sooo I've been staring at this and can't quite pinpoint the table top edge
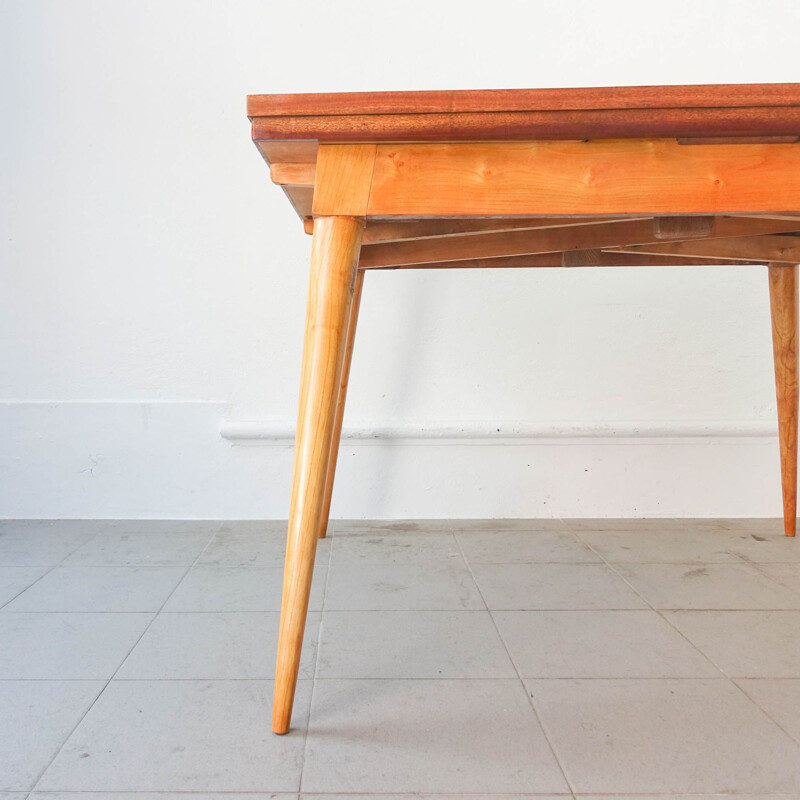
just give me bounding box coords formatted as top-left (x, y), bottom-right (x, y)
top-left (247, 83), bottom-right (800, 118)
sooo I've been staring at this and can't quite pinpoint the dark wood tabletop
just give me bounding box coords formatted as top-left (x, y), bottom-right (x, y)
top-left (248, 83), bottom-right (800, 143)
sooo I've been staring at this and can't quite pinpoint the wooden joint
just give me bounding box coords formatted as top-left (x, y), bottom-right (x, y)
top-left (312, 144), bottom-right (377, 217)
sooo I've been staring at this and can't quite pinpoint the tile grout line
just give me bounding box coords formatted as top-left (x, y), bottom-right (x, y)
top-left (26, 522), bottom-right (224, 794)
top-left (452, 529), bottom-right (577, 800)
top-left (26, 792), bottom-right (577, 797)
top-left (733, 676), bottom-right (800, 750)
top-left (575, 531), bottom-right (740, 678)
top-left (726, 540), bottom-right (800, 604)
top-left (733, 550), bottom-right (800, 602)
top-left (575, 530), bottom-right (800, 755)
top-left (0, 528), bottom-right (103, 611)
top-left (296, 520), bottom-right (336, 795)
top-left (10, 519), bottom-right (799, 797)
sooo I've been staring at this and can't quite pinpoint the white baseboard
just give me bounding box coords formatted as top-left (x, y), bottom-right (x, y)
top-left (220, 418), bottom-right (777, 444)
top-left (0, 402), bottom-right (782, 519)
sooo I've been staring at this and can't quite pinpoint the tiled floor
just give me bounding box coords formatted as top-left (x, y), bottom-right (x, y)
top-left (2, 519), bottom-right (800, 798)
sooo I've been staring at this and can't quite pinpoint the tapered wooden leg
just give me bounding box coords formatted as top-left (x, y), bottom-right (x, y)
top-left (273, 216), bottom-right (363, 733)
top-left (768, 263), bottom-right (799, 537)
top-left (317, 269), bottom-right (365, 538)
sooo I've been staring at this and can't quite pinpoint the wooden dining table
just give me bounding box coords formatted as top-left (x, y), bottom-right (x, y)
top-left (246, 83), bottom-right (800, 734)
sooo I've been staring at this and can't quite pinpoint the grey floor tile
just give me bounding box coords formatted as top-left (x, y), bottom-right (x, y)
top-left (330, 532), bottom-right (462, 564)
top-left (575, 529), bottom-right (741, 563)
top-left (332, 519), bottom-right (457, 534)
top-left (493, 610), bottom-right (717, 678)
top-left (736, 678), bottom-right (800, 743)
top-left (117, 611), bottom-right (319, 679)
top-left (616, 562), bottom-right (800, 609)
top-left (576, 795), bottom-right (799, 800)
top-left (38, 680), bottom-right (310, 792)
top-left (217, 520), bottom-right (289, 535)
top-left (5, 566), bottom-right (185, 612)
top-left (0, 521), bottom-right (93, 532)
top-left (199, 531), bottom-right (329, 567)
top-left (30, 795), bottom-right (295, 799)
top-left (528, 678), bottom-right (800, 794)
top-left (302, 795), bottom-right (569, 800)
top-left (0, 612), bottom-right (152, 678)
top-left (727, 530), bottom-right (800, 562)
top-left (456, 529), bottom-right (601, 564)
top-left (302, 679), bottom-right (568, 794)
top-left (13, 517), bottom-right (800, 798)
top-left (0, 680), bottom-right (103, 791)
top-left (27, 521), bottom-right (224, 537)
top-left (163, 564), bottom-right (327, 612)
top-left (102, 521), bottom-right (224, 535)
top-left (664, 610), bottom-right (800, 677)
top-left (756, 562), bottom-right (800, 593)
top-left (325, 561), bottom-right (484, 610)
top-left (471, 563), bottom-right (648, 609)
top-left (0, 528), bottom-right (95, 566)
top-left (63, 532), bottom-right (212, 566)
top-left (568, 517), bottom-right (784, 533)
top-left (316, 610), bottom-right (516, 679)
top-left (451, 519), bottom-right (571, 532)
top-left (0, 565), bottom-right (49, 606)
top-left (0, 520), bottom-right (99, 534)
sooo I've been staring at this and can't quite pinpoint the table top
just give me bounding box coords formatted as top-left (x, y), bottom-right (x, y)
top-left (248, 83), bottom-right (800, 224)
top-left (248, 84), bottom-right (800, 264)
top-left (248, 83), bottom-right (800, 146)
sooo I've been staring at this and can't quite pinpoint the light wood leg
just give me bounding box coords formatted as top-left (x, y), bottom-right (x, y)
top-left (768, 263), bottom-right (799, 537)
top-left (317, 269), bottom-right (365, 538)
top-left (273, 216), bottom-right (363, 733)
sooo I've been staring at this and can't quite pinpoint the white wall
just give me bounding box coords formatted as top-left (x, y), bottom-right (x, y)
top-left (2, 0), bottom-right (799, 519)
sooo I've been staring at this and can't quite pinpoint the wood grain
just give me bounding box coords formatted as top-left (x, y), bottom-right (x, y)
top-left (358, 217), bottom-right (800, 268)
top-left (359, 219), bottom-right (652, 267)
top-left (248, 83), bottom-right (800, 117)
top-left (769, 264), bottom-right (799, 537)
top-left (271, 162), bottom-right (316, 186)
top-left (283, 186), bottom-right (313, 219)
top-left (317, 269), bottom-right (365, 539)
top-left (314, 216), bottom-right (638, 243)
top-left (365, 140), bottom-right (800, 217)
top-left (611, 234), bottom-right (800, 264)
top-left (678, 136), bottom-right (800, 145)
top-left (252, 107), bottom-right (800, 145)
top-left (257, 140), bottom-right (318, 165)
top-left (312, 144), bottom-right (377, 217)
top-left (248, 83), bottom-right (800, 143)
top-left (360, 216), bottom-right (625, 244)
top-left (273, 217), bottom-right (363, 735)
top-left (362, 252), bottom-right (763, 270)
top-left (654, 216), bottom-right (715, 239)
